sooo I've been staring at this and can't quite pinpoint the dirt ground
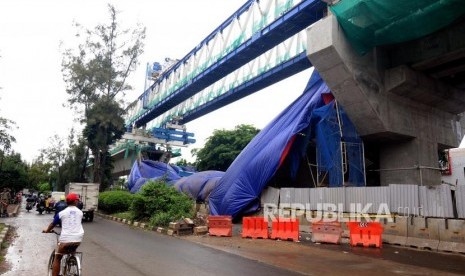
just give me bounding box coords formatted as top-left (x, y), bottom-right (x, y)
top-left (181, 227), bottom-right (465, 276)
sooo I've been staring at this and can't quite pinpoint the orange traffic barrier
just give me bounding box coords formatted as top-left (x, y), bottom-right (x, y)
top-left (347, 222), bottom-right (384, 248)
top-left (242, 217), bottom-right (269, 239)
top-left (311, 220), bottom-right (343, 244)
top-left (208, 215), bottom-right (232, 237)
top-left (270, 218), bottom-right (299, 241)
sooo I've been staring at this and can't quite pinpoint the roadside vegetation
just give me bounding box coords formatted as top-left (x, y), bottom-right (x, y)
top-left (99, 180), bottom-right (194, 227)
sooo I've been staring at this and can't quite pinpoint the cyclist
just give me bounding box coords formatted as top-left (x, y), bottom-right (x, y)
top-left (42, 193), bottom-right (84, 276)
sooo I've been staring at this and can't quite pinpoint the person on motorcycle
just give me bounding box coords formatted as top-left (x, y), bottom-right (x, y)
top-left (36, 195), bottom-right (46, 213)
top-left (25, 194), bottom-right (35, 211)
top-left (26, 194), bottom-right (35, 203)
top-left (76, 194), bottom-right (84, 210)
top-left (45, 195), bottom-right (54, 213)
top-left (43, 193), bottom-right (84, 276)
top-left (54, 196), bottom-right (67, 216)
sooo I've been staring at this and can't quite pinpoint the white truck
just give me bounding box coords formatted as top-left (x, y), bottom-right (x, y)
top-left (51, 191), bottom-right (65, 203)
top-left (65, 183), bottom-right (100, 222)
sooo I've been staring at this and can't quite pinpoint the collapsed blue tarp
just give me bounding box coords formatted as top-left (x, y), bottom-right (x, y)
top-left (170, 164), bottom-right (196, 177)
top-left (128, 160), bottom-right (181, 193)
top-left (173, 171), bottom-right (225, 202)
top-left (209, 71), bottom-right (330, 218)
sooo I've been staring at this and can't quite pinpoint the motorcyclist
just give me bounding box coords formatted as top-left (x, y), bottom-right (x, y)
top-left (45, 195), bottom-right (54, 213)
top-left (25, 194), bottom-right (35, 211)
top-left (36, 194), bottom-right (46, 213)
top-left (76, 194), bottom-right (84, 210)
top-left (54, 196), bottom-right (67, 216)
top-left (26, 194), bottom-right (35, 204)
top-left (53, 195), bottom-right (68, 227)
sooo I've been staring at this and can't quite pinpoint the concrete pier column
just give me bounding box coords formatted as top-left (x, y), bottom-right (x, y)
top-left (306, 14), bottom-right (465, 186)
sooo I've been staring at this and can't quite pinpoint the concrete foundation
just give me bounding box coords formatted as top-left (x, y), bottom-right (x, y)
top-left (307, 14), bottom-right (465, 186)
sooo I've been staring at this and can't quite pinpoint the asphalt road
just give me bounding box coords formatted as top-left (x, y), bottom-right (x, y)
top-left (2, 204), bottom-right (302, 276)
top-left (3, 202), bottom-right (465, 276)
top-left (81, 217), bottom-right (302, 276)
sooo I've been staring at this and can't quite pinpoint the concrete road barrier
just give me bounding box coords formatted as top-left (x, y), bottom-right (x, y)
top-left (438, 219), bottom-right (465, 254)
top-left (382, 216), bottom-right (408, 246)
top-left (406, 217), bottom-right (440, 250)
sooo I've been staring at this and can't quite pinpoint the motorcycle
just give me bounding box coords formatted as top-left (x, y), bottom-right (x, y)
top-left (45, 206), bottom-right (52, 214)
top-left (25, 202), bottom-right (34, 212)
top-left (36, 204), bottom-right (45, 215)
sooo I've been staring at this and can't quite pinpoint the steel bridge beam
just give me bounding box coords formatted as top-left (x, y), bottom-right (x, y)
top-left (134, 0), bottom-right (326, 127)
top-left (180, 51), bottom-right (312, 124)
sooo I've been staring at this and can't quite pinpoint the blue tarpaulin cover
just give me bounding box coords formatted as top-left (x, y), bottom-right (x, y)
top-left (310, 101), bottom-right (365, 187)
top-left (209, 71), bottom-right (365, 218)
top-left (209, 71), bottom-right (330, 218)
top-left (128, 160), bottom-right (181, 193)
top-left (174, 171), bottom-right (225, 201)
top-left (125, 72), bottom-right (364, 218)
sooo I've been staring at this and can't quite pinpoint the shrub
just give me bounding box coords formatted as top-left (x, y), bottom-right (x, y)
top-left (131, 194), bottom-right (147, 220)
top-left (99, 190), bottom-right (134, 213)
top-left (37, 182), bottom-right (51, 194)
top-left (130, 179), bottom-right (194, 227)
top-left (149, 212), bottom-right (172, 227)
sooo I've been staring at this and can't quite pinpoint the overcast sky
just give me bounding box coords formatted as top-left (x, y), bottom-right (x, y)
top-left (0, 0), bottom-right (311, 163)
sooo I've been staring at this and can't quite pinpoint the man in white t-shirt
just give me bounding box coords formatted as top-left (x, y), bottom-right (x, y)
top-left (43, 193), bottom-right (84, 276)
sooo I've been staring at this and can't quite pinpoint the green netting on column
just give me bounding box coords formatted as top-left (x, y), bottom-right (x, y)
top-left (330, 0), bottom-right (465, 55)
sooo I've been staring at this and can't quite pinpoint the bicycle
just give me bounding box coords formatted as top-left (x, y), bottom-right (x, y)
top-left (46, 230), bottom-right (82, 276)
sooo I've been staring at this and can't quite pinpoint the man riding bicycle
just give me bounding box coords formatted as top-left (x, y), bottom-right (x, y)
top-left (43, 193), bottom-right (84, 276)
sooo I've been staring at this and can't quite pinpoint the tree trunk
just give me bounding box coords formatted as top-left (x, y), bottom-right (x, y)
top-left (80, 146), bottom-right (89, 181)
top-left (93, 151), bottom-right (101, 184)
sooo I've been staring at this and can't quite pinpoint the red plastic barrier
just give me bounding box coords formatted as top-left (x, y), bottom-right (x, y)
top-left (311, 220), bottom-right (343, 244)
top-left (270, 218), bottom-right (299, 241)
top-left (242, 217), bottom-right (269, 239)
top-left (208, 215), bottom-right (232, 237)
top-left (347, 222), bottom-right (383, 248)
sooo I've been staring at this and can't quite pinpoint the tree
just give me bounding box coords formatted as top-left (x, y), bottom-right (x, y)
top-left (61, 4), bottom-right (145, 190)
top-left (194, 124), bottom-right (260, 171)
top-left (0, 153), bottom-right (28, 192)
top-left (0, 117), bottom-right (16, 153)
top-left (28, 160), bottom-right (52, 190)
top-left (0, 56), bottom-right (22, 185)
top-left (0, 117), bottom-right (16, 173)
top-left (83, 97), bottom-right (125, 188)
top-left (59, 133), bottom-right (89, 189)
top-left (38, 134), bottom-right (66, 191)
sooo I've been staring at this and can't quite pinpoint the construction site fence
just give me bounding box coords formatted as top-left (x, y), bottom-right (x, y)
top-left (261, 184), bottom-right (464, 219)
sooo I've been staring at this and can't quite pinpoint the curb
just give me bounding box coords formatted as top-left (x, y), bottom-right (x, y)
top-left (96, 211), bottom-right (203, 237)
top-left (0, 224), bottom-right (9, 246)
top-left (96, 212), bottom-right (147, 230)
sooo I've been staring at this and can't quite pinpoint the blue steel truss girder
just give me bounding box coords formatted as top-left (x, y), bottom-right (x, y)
top-left (180, 51), bottom-right (312, 124)
top-left (158, 0), bottom-right (256, 80)
top-left (134, 0), bottom-right (326, 127)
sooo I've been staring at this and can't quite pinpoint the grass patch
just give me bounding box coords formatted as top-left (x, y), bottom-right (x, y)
top-left (112, 212), bottom-right (132, 220)
top-left (0, 224), bottom-right (4, 232)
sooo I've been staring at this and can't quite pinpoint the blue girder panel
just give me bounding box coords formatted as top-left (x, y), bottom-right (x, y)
top-left (152, 128), bottom-right (196, 144)
top-left (180, 52), bottom-right (312, 124)
top-left (134, 0), bottom-right (326, 127)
